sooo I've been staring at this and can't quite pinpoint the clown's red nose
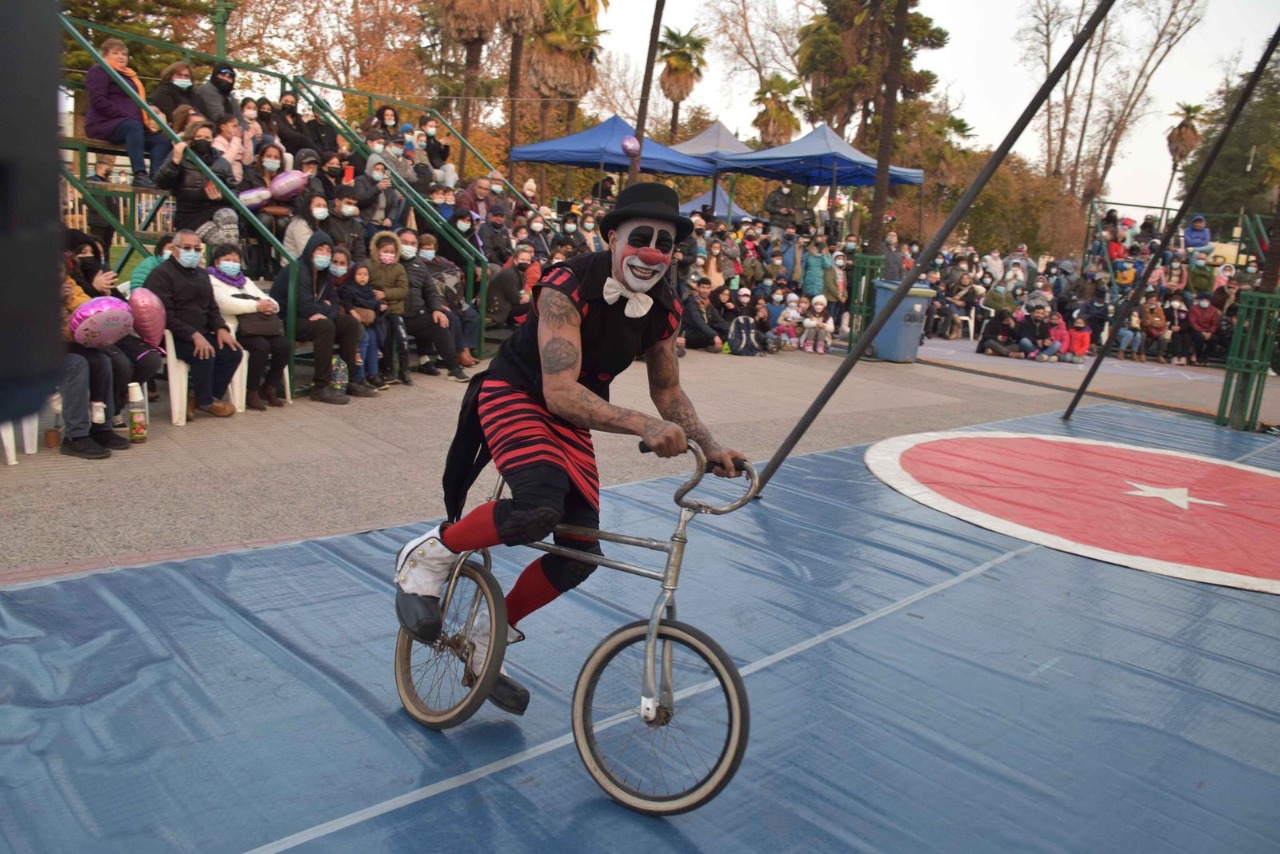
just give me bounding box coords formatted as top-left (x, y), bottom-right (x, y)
top-left (636, 247), bottom-right (668, 265)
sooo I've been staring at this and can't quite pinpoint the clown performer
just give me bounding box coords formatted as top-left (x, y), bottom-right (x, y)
top-left (394, 184), bottom-right (745, 715)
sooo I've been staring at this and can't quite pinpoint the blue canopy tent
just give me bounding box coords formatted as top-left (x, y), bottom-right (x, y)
top-left (509, 115), bottom-right (716, 176)
top-left (671, 120), bottom-right (753, 218)
top-left (680, 184), bottom-right (752, 220)
top-left (719, 124), bottom-right (923, 187)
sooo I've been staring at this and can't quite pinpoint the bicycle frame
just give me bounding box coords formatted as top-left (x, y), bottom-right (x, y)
top-left (439, 442), bottom-right (759, 723)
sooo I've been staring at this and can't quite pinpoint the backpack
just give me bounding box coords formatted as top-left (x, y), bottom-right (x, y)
top-left (727, 315), bottom-right (761, 356)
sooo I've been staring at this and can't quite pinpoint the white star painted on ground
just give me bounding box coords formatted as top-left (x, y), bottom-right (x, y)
top-left (1123, 482), bottom-right (1226, 511)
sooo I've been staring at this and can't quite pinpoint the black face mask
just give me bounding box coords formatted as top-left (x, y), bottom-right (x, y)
top-left (212, 77), bottom-right (234, 95)
top-left (516, 262), bottom-right (530, 274)
top-left (281, 103), bottom-right (296, 115)
top-left (78, 256), bottom-right (99, 279)
top-left (191, 138), bottom-right (214, 158)
top-left (325, 166), bottom-right (342, 178)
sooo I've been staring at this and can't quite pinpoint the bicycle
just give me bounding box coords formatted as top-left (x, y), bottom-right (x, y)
top-left (394, 441), bottom-right (761, 815)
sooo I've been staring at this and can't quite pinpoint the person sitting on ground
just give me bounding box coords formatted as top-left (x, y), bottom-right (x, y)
top-left (60, 269), bottom-right (128, 458)
top-left (149, 61), bottom-right (196, 124)
top-left (155, 123), bottom-right (237, 233)
top-left (419, 234), bottom-right (481, 367)
top-left (977, 308), bottom-right (1022, 359)
top-left (270, 232), bottom-right (365, 403)
top-left (336, 260), bottom-right (384, 393)
top-left (681, 277), bottom-right (724, 352)
top-left (146, 230), bottom-right (244, 417)
top-left (773, 292), bottom-right (803, 350)
top-left (1188, 293), bottom-right (1220, 367)
top-left (396, 228), bottom-right (469, 382)
top-left (1047, 310), bottom-right (1070, 360)
top-left (1015, 304), bottom-right (1060, 361)
top-left (1183, 214), bottom-right (1213, 254)
top-left (800, 294), bottom-right (835, 354)
top-left (1063, 314), bottom-right (1091, 364)
top-left (712, 285), bottom-right (739, 323)
top-left (84, 38), bottom-right (173, 188)
top-left (208, 243), bottom-right (288, 409)
top-left (283, 192), bottom-right (330, 263)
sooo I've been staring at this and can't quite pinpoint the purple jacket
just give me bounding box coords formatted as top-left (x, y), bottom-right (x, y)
top-left (84, 65), bottom-right (143, 140)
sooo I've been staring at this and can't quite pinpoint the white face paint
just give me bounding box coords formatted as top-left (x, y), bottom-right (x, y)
top-left (609, 217), bottom-right (675, 293)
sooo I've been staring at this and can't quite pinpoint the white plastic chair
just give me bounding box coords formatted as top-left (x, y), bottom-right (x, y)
top-left (163, 329), bottom-right (190, 426)
top-left (223, 317), bottom-right (250, 414)
top-left (0, 414), bottom-right (39, 465)
top-left (953, 309), bottom-right (974, 341)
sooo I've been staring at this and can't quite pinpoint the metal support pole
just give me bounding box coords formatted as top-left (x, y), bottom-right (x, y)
top-left (756, 0), bottom-right (1120, 493)
top-left (1063, 23), bottom-right (1280, 421)
top-left (210, 0), bottom-right (237, 60)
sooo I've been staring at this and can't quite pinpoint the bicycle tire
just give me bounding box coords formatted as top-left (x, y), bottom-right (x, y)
top-left (572, 619), bottom-right (749, 815)
top-left (394, 559), bottom-right (507, 730)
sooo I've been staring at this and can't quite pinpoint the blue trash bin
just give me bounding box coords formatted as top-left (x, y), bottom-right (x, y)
top-left (869, 279), bottom-right (935, 363)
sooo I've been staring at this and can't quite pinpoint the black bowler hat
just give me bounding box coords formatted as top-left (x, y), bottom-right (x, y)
top-left (600, 183), bottom-right (694, 242)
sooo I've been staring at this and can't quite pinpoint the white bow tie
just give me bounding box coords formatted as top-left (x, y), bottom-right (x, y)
top-left (602, 277), bottom-right (654, 318)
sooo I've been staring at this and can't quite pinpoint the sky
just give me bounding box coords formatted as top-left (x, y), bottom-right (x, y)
top-left (597, 0), bottom-right (1278, 206)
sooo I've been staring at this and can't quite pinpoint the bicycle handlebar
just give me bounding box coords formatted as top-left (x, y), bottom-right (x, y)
top-left (638, 441), bottom-right (760, 515)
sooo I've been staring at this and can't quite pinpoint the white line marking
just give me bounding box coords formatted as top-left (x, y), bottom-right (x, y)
top-left (244, 544), bottom-right (1036, 854)
top-left (1234, 438), bottom-right (1280, 464)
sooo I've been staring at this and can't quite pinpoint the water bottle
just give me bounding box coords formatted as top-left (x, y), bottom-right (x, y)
top-left (127, 382), bottom-right (148, 444)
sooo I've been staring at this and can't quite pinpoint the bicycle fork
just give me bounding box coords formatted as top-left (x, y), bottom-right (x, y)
top-left (641, 505), bottom-right (695, 723)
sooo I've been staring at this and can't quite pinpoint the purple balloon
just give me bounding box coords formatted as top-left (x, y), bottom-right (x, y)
top-left (70, 296), bottom-right (133, 348)
top-left (621, 135), bottom-right (641, 158)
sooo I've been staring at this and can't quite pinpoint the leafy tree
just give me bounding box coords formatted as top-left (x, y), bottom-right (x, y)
top-left (62, 0), bottom-right (207, 79)
top-left (658, 26), bottom-right (710, 143)
top-left (751, 73), bottom-right (801, 147)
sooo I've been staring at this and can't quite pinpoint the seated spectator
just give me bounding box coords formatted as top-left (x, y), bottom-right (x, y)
top-left (416, 117), bottom-right (458, 188)
top-left (1047, 310), bottom-right (1070, 358)
top-left (486, 243), bottom-right (535, 327)
top-left (1187, 293), bottom-right (1220, 367)
top-left (1165, 293), bottom-right (1192, 366)
top-left (270, 232), bottom-right (364, 403)
top-left (396, 229), bottom-right (469, 382)
top-left (1079, 287), bottom-right (1110, 349)
top-left (240, 97), bottom-right (265, 152)
top-left (1015, 305), bottom-right (1060, 361)
top-left (478, 206), bottom-right (513, 270)
top-left (283, 192), bottom-right (331, 263)
top-left (155, 123), bottom-right (237, 233)
top-left (369, 230), bottom-right (413, 385)
top-left (193, 63), bottom-right (243, 134)
top-left (274, 91), bottom-right (315, 155)
top-left (773, 291), bottom-right (803, 350)
top-left (292, 148), bottom-right (322, 211)
top-left (980, 274), bottom-right (1014, 315)
top-left (439, 207), bottom-right (483, 270)
top-left (212, 112), bottom-right (253, 185)
top-left (169, 104), bottom-right (206, 136)
top-left (574, 211), bottom-right (607, 254)
top-left (712, 285), bottom-right (739, 323)
top-left (322, 185), bottom-right (368, 264)
top-left (1063, 314), bottom-right (1091, 364)
top-left (240, 142), bottom-right (291, 276)
top-left (1183, 214), bottom-right (1212, 253)
top-left (419, 234), bottom-right (480, 367)
top-left (130, 234), bottom-right (174, 294)
top-left (208, 243), bottom-right (288, 410)
top-left (456, 176), bottom-right (500, 220)
top-left (149, 61), bottom-right (195, 124)
top-left (335, 259), bottom-right (384, 393)
top-left (591, 175), bottom-right (617, 201)
top-left (1140, 289), bottom-right (1169, 363)
top-left (1114, 303), bottom-right (1144, 360)
top-left (60, 270), bottom-right (128, 458)
top-left (84, 38), bottom-right (173, 187)
top-left (977, 309), bottom-right (1022, 359)
top-left (800, 294), bottom-right (835, 354)
top-left (682, 277), bottom-right (725, 352)
top-left (1187, 251), bottom-right (1214, 295)
top-left (84, 154), bottom-right (121, 253)
top-left (354, 153), bottom-right (399, 237)
top-left (147, 230), bottom-right (244, 417)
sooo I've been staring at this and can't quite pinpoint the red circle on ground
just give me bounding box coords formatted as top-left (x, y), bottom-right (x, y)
top-left (865, 432), bottom-right (1280, 594)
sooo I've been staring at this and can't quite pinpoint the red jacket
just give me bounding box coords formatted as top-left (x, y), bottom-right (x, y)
top-left (1066, 326), bottom-right (1091, 356)
top-left (1189, 303), bottom-right (1220, 335)
top-left (1048, 320), bottom-right (1070, 351)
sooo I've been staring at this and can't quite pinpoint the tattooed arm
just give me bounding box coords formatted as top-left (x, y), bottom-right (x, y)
top-left (538, 288), bottom-right (687, 456)
top-left (645, 333), bottom-right (744, 476)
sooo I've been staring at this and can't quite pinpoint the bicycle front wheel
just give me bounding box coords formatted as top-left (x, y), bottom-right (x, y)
top-left (572, 619), bottom-right (749, 815)
top-left (394, 559), bottom-right (507, 730)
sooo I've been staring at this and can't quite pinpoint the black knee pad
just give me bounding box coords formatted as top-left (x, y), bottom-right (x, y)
top-left (492, 465), bottom-right (570, 546)
top-left (543, 539), bottom-right (603, 592)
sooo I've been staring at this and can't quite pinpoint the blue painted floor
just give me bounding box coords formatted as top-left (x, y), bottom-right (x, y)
top-left (2, 405), bottom-right (1279, 853)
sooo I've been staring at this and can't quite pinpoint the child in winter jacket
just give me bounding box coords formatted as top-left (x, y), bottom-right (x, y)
top-left (368, 230), bottom-right (413, 383)
top-left (773, 292), bottom-right (802, 350)
top-left (1048, 311), bottom-right (1070, 355)
top-left (337, 261), bottom-right (385, 388)
top-left (1064, 315), bottom-right (1091, 363)
top-left (800, 294), bottom-right (836, 354)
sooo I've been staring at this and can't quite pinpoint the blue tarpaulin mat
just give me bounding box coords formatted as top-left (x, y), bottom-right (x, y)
top-left (2, 405), bottom-right (1279, 853)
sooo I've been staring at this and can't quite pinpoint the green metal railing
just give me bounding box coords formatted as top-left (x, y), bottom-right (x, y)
top-left (62, 16), bottom-right (302, 387)
top-left (289, 76), bottom-right (492, 355)
top-left (1216, 291), bottom-right (1280, 431)
top-left (848, 253), bottom-right (885, 341)
top-left (61, 166), bottom-right (153, 264)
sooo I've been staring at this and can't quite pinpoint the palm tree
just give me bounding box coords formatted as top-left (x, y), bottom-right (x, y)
top-left (1160, 102), bottom-right (1203, 227)
top-left (438, 0), bottom-right (504, 178)
top-left (751, 73), bottom-right (801, 148)
top-left (501, 1), bottom-right (546, 174)
top-left (527, 0), bottom-right (605, 194)
top-left (658, 26), bottom-right (709, 143)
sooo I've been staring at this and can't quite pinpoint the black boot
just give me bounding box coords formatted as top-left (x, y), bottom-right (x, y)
top-left (395, 589), bottom-right (442, 644)
top-left (488, 672), bottom-right (531, 715)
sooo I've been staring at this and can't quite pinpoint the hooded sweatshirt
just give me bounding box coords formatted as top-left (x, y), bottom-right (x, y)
top-left (367, 230), bottom-right (410, 314)
top-left (271, 231), bottom-right (337, 321)
top-left (353, 154), bottom-right (397, 225)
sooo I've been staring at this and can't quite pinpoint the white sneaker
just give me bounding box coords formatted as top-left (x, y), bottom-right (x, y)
top-left (394, 524), bottom-right (457, 597)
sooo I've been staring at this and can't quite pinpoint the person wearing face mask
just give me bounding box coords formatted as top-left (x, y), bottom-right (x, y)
top-left (363, 232), bottom-right (412, 385)
top-left (130, 234), bottom-right (175, 294)
top-left (154, 122), bottom-right (237, 232)
top-left (210, 113), bottom-right (254, 185)
top-left (823, 251), bottom-right (848, 329)
top-left (147, 230), bottom-right (245, 417)
top-left (237, 142), bottom-right (292, 276)
top-left (394, 186), bottom-right (743, 716)
top-left (486, 244), bottom-right (539, 328)
top-left (208, 243), bottom-right (288, 409)
top-left (417, 233), bottom-right (482, 367)
top-left (239, 97), bottom-right (265, 150)
top-left (525, 214), bottom-right (552, 261)
top-left (479, 207), bottom-right (514, 270)
top-left (574, 215), bottom-right (606, 254)
top-left (880, 231), bottom-right (904, 281)
top-left (320, 185), bottom-right (369, 264)
top-left (799, 236), bottom-right (832, 298)
top-left (1187, 252), bottom-right (1214, 295)
top-left (1187, 294), bottom-right (1221, 367)
top-left (283, 193), bottom-right (332, 262)
top-left (273, 92), bottom-right (314, 155)
top-left (1164, 293), bottom-right (1192, 366)
top-left (193, 64), bottom-right (243, 135)
top-left (394, 229), bottom-right (470, 382)
top-left (353, 152), bottom-right (399, 238)
top-left (84, 39), bottom-right (174, 187)
top-left (980, 274), bottom-right (1015, 315)
top-left (149, 61), bottom-right (196, 124)
top-left (764, 179), bottom-right (797, 240)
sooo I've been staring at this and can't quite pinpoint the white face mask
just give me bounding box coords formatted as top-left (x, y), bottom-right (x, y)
top-left (610, 217), bottom-right (674, 293)
top-left (400, 245), bottom-right (416, 260)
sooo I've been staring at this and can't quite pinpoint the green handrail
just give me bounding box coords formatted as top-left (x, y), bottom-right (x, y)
top-left (290, 76), bottom-right (491, 355)
top-left (62, 166), bottom-right (153, 263)
top-left (62, 16), bottom-right (303, 389)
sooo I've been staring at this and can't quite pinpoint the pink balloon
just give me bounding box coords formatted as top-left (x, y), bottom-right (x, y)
top-left (270, 170), bottom-right (309, 201)
top-left (621, 135), bottom-right (641, 158)
top-left (70, 296), bottom-right (133, 348)
top-left (128, 288), bottom-right (167, 348)
top-left (239, 187), bottom-right (273, 211)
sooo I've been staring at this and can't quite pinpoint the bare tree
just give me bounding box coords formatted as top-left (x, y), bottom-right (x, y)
top-left (699, 0), bottom-right (814, 98)
top-left (1017, 0), bottom-right (1071, 175)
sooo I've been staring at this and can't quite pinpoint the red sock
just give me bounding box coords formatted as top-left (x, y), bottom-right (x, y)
top-left (505, 558), bottom-right (562, 627)
top-left (440, 501), bottom-right (501, 552)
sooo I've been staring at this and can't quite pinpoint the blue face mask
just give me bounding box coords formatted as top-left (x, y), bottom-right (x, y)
top-left (313, 254), bottom-right (331, 271)
top-left (994, 285), bottom-right (1006, 293)
top-left (419, 249), bottom-right (436, 261)
top-left (177, 249), bottom-right (201, 269)
top-left (771, 293), bottom-right (783, 303)
top-left (217, 261), bottom-right (241, 278)
top-left (329, 265), bottom-right (348, 278)
top-left (173, 78), bottom-right (193, 90)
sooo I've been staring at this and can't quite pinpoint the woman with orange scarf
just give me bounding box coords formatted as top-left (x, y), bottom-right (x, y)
top-left (84, 38), bottom-right (173, 188)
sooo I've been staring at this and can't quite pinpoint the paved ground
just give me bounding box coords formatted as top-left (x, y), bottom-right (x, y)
top-left (4, 340), bottom-right (1271, 583)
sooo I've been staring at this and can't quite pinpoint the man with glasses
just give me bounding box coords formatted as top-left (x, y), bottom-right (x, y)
top-left (455, 176), bottom-right (499, 221)
top-left (145, 230), bottom-right (244, 417)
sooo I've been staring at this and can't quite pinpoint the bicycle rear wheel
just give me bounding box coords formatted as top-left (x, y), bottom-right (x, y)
top-left (395, 559), bottom-right (507, 730)
top-left (572, 619), bottom-right (749, 815)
